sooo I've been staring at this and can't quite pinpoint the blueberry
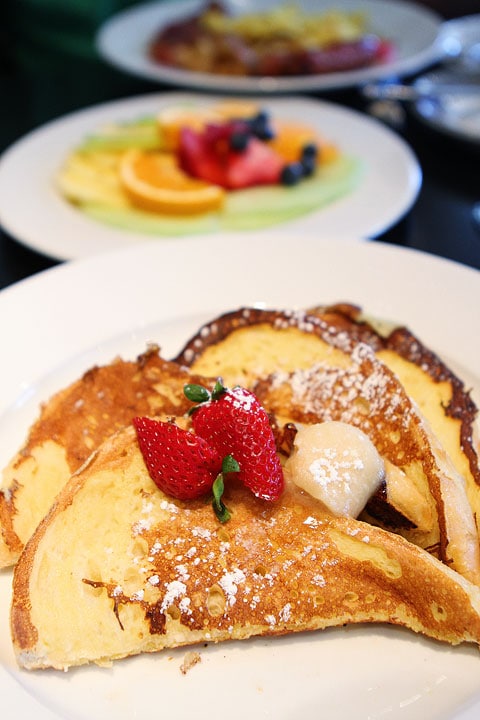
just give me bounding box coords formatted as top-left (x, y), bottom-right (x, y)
top-left (281, 162), bottom-right (304, 186)
top-left (252, 110), bottom-right (269, 127)
top-left (257, 124), bottom-right (275, 141)
top-left (299, 143), bottom-right (318, 177)
top-left (301, 142), bottom-right (318, 160)
top-left (250, 111), bottom-right (275, 141)
top-left (229, 132), bottom-right (250, 152)
top-left (301, 155), bottom-right (316, 177)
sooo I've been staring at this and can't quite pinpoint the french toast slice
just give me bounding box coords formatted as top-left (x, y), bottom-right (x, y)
top-left (307, 303), bottom-right (480, 542)
top-left (174, 307), bottom-right (480, 585)
top-left (0, 346), bottom-right (210, 569)
top-left (11, 422), bottom-right (480, 671)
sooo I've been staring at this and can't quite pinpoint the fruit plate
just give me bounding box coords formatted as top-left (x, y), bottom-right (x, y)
top-left (1, 234), bottom-right (480, 720)
top-left (0, 92), bottom-right (422, 261)
top-left (96, 0), bottom-right (442, 93)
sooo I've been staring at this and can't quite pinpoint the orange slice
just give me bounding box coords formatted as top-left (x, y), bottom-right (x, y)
top-left (119, 150), bottom-right (225, 215)
top-left (214, 100), bottom-right (259, 118)
top-left (157, 106), bottom-right (225, 151)
top-left (157, 101), bottom-right (259, 151)
top-left (270, 120), bottom-right (339, 164)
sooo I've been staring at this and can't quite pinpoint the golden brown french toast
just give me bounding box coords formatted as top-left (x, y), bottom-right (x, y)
top-left (308, 303), bottom-right (480, 544)
top-left (0, 346), bottom-right (210, 568)
top-left (174, 307), bottom-right (480, 585)
top-left (11, 423), bottom-right (480, 671)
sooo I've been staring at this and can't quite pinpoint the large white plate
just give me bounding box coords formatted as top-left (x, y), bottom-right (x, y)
top-left (96, 0), bottom-right (442, 93)
top-left (1, 235), bottom-right (480, 720)
top-left (0, 92), bottom-right (421, 261)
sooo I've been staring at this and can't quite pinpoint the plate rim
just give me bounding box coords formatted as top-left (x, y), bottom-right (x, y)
top-left (1, 233), bottom-right (479, 413)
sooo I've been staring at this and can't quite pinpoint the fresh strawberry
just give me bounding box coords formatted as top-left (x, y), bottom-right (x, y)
top-left (186, 382), bottom-right (284, 501)
top-left (178, 124), bottom-right (284, 190)
top-left (133, 417), bottom-right (221, 500)
top-left (178, 126), bottom-right (227, 187)
top-left (225, 137), bottom-right (284, 189)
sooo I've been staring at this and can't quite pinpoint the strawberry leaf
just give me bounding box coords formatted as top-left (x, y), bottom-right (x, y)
top-left (212, 473), bottom-right (231, 524)
top-left (211, 379), bottom-right (227, 401)
top-left (184, 383), bottom-right (211, 403)
top-left (222, 454), bottom-right (240, 474)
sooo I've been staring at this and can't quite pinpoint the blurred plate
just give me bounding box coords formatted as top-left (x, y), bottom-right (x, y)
top-left (413, 15), bottom-right (480, 144)
top-left (0, 92), bottom-right (422, 261)
top-left (412, 71), bottom-right (480, 145)
top-left (96, 0), bottom-right (442, 93)
top-left (414, 88), bottom-right (480, 145)
top-left (437, 13), bottom-right (480, 71)
top-left (1, 235), bottom-right (480, 720)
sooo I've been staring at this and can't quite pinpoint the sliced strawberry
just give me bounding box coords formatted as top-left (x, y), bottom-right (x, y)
top-left (225, 137), bottom-right (284, 189)
top-left (133, 417), bottom-right (221, 500)
top-left (178, 124), bottom-right (284, 190)
top-left (188, 384), bottom-right (284, 501)
top-left (178, 126), bottom-right (228, 187)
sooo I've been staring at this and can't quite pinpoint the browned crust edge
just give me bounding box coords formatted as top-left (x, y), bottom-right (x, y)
top-left (10, 442), bottom-right (109, 652)
top-left (174, 304), bottom-right (479, 490)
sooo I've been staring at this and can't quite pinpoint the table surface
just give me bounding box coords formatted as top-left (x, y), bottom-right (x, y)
top-left (1, 4), bottom-right (479, 291)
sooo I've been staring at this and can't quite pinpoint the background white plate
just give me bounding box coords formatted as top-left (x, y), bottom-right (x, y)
top-left (0, 92), bottom-right (421, 261)
top-left (437, 13), bottom-right (480, 68)
top-left (96, 0), bottom-right (442, 92)
top-left (414, 86), bottom-right (480, 145)
top-left (412, 15), bottom-right (480, 146)
top-left (1, 234), bottom-right (480, 719)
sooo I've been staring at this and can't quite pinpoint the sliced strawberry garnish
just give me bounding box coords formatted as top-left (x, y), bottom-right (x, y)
top-left (178, 123), bottom-right (284, 190)
top-left (225, 137), bottom-right (284, 189)
top-left (178, 126), bottom-right (228, 187)
top-left (186, 382), bottom-right (284, 501)
top-left (133, 417), bottom-right (221, 500)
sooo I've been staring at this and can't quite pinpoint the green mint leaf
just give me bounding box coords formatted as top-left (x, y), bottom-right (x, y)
top-left (211, 379), bottom-right (227, 401)
top-left (183, 383), bottom-right (210, 403)
top-left (222, 454), bottom-right (240, 474)
top-left (212, 473), bottom-right (231, 524)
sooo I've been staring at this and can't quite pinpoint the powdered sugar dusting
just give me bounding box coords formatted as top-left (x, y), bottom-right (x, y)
top-left (264, 342), bottom-right (414, 462)
top-left (309, 448), bottom-right (364, 489)
top-left (219, 568), bottom-right (246, 607)
top-left (161, 580), bottom-right (187, 612)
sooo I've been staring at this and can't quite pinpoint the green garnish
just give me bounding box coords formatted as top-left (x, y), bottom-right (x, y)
top-left (211, 379), bottom-right (227, 401)
top-left (184, 379), bottom-right (227, 414)
top-left (212, 474), bottom-right (230, 524)
top-left (183, 383), bottom-right (211, 403)
top-left (211, 454), bottom-right (239, 523)
top-left (222, 454), bottom-right (240, 475)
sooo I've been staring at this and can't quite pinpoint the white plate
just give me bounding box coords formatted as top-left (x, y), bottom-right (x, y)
top-left (413, 82), bottom-right (480, 145)
top-left (412, 14), bottom-right (480, 144)
top-left (0, 92), bottom-right (422, 261)
top-left (436, 14), bottom-right (480, 69)
top-left (412, 13), bottom-right (480, 145)
top-left (96, 0), bottom-right (442, 93)
top-left (1, 234), bottom-right (480, 720)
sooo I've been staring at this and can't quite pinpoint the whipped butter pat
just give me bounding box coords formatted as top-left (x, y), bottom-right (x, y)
top-left (285, 421), bottom-right (385, 517)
